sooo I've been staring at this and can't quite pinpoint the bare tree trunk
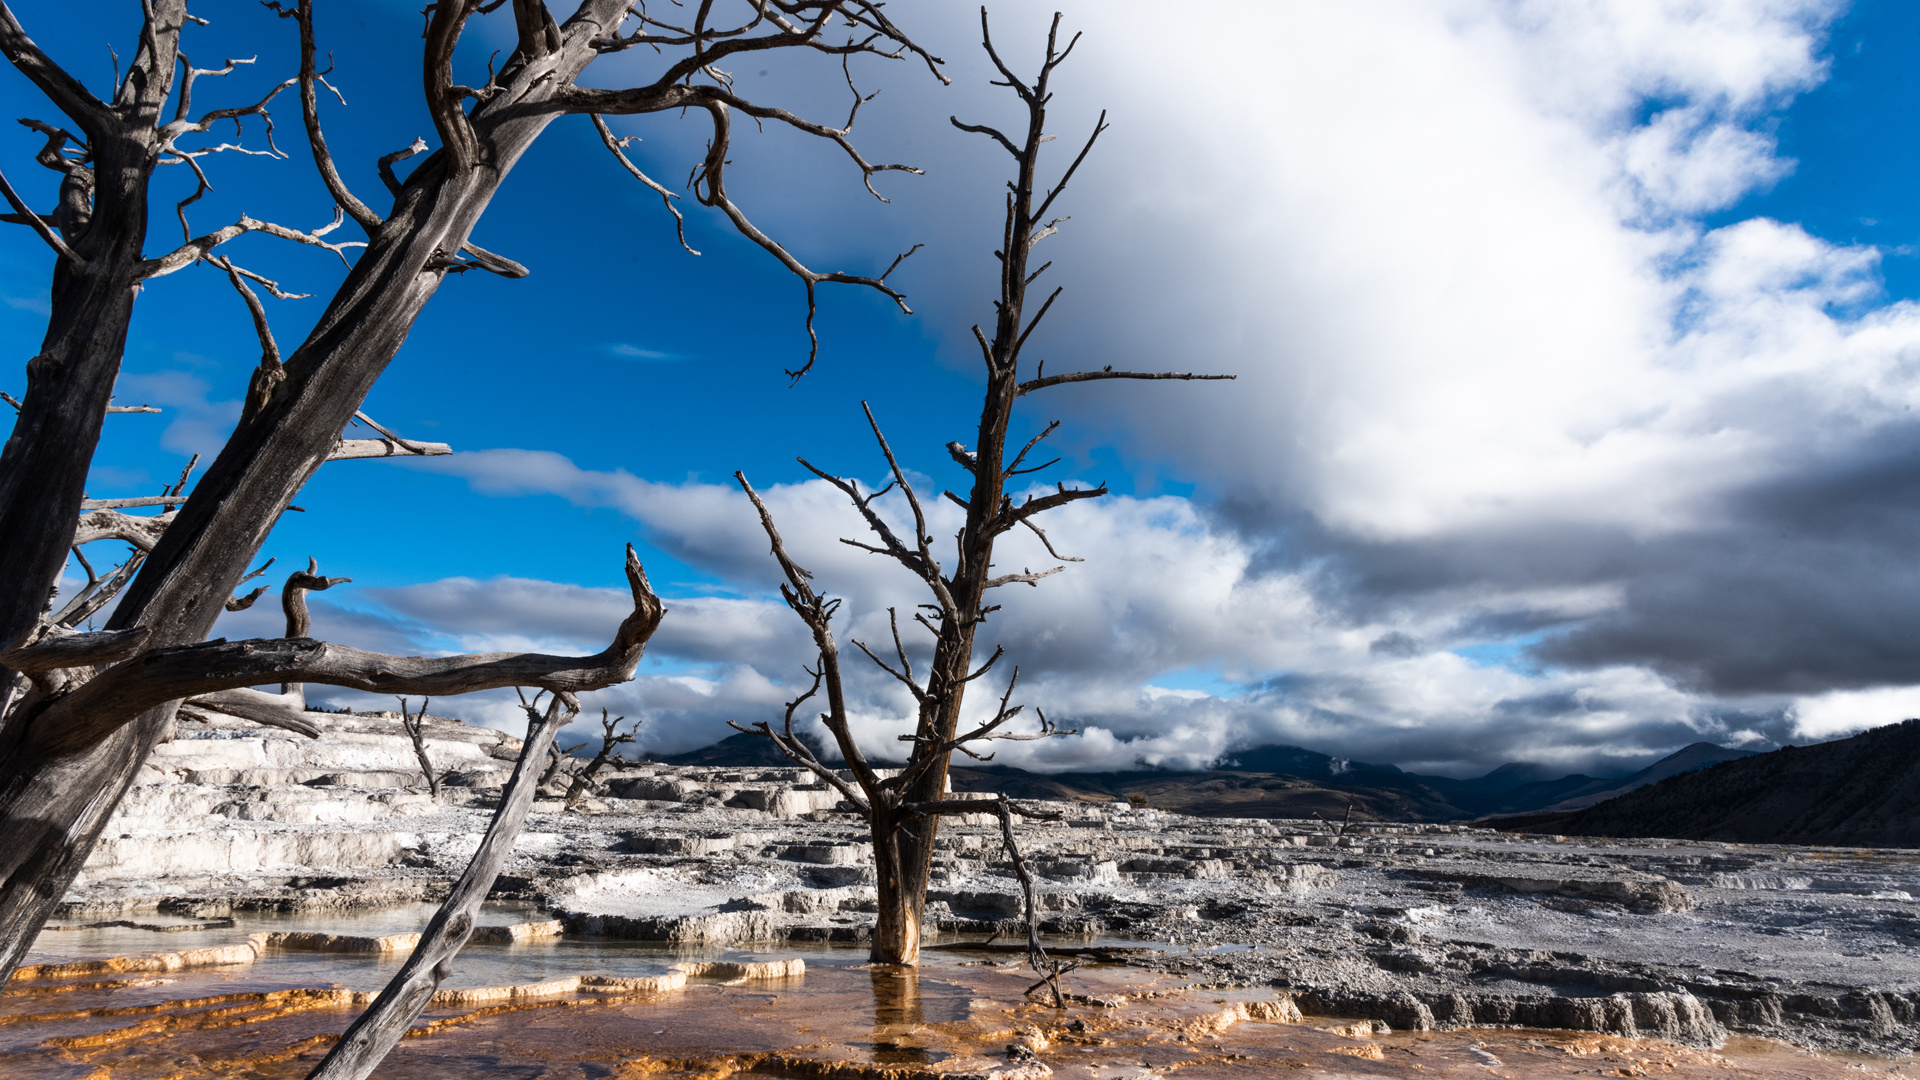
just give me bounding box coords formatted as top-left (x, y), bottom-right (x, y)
top-left (305, 691), bottom-right (575, 1080)
top-left (735, 12), bottom-right (1228, 969)
top-left (564, 709), bottom-right (633, 808)
top-left (399, 698), bottom-right (442, 800)
top-left (869, 813), bottom-right (919, 964)
top-left (0, 64), bottom-right (564, 981)
top-left (0, 0), bottom-right (183, 664)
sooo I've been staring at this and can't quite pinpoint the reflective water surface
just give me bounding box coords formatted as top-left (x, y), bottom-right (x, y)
top-left (0, 906), bottom-right (1890, 1079)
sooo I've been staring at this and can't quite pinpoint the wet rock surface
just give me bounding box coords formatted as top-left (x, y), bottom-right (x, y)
top-left (62, 711), bottom-right (1920, 1057)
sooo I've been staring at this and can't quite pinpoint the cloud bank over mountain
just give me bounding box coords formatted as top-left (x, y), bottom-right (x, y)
top-left (214, 0), bottom-right (1920, 777)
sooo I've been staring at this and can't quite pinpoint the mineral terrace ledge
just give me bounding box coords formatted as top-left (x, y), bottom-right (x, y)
top-left (44, 710), bottom-right (1920, 1056)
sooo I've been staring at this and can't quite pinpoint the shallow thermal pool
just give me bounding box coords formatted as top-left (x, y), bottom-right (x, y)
top-left (0, 905), bottom-right (1889, 1079)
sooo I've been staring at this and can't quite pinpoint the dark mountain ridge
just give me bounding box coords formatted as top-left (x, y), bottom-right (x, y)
top-left (1496, 719), bottom-right (1920, 847)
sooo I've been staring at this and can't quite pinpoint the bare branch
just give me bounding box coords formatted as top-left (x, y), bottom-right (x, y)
top-left (161, 61), bottom-right (296, 159)
top-left (567, 81), bottom-right (922, 379)
top-left (3, 627), bottom-right (151, 675)
top-left (591, 113), bottom-right (695, 255)
top-left (949, 115), bottom-right (1019, 158)
top-left (566, 707), bottom-right (638, 807)
top-left (224, 557), bottom-right (277, 611)
top-left (982, 565), bottom-right (1063, 590)
top-left (376, 137), bottom-right (428, 199)
top-left (726, 664), bottom-right (870, 813)
top-left (133, 211), bottom-right (366, 281)
top-left (1003, 420), bottom-right (1059, 478)
top-left (452, 240), bottom-right (529, 278)
top-left (328, 439), bottom-right (453, 461)
top-left (0, 2), bottom-right (112, 136)
top-left (0, 159), bottom-right (82, 265)
top-left (349, 411), bottom-right (437, 455)
top-left (53, 550), bottom-right (145, 628)
top-left (268, 0), bottom-right (382, 230)
top-left (1017, 370), bottom-right (1235, 397)
top-left (184, 687), bottom-right (321, 738)
top-left (995, 481), bottom-right (1108, 534)
top-left (1017, 516), bottom-right (1083, 564)
top-left (69, 546), bottom-right (98, 590)
top-left (210, 254), bottom-right (282, 367)
top-left (73, 508), bottom-right (172, 550)
top-left (305, 688), bottom-right (578, 1079)
top-left (78, 496), bottom-right (187, 511)
top-left (1010, 285), bottom-right (1060, 362)
top-left (29, 547), bottom-right (664, 755)
top-left (858, 402), bottom-right (957, 615)
top-left (224, 586), bottom-right (268, 612)
top-left (734, 471), bottom-right (880, 795)
top-left (421, 0), bottom-right (485, 170)
top-left (1031, 110), bottom-right (1108, 227)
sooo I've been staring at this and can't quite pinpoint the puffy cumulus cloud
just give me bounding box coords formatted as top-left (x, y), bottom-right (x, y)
top-left (1023, 2), bottom-right (1861, 545)
top-left (899, 1), bottom-right (1920, 748)
top-left (1792, 685), bottom-right (1920, 741)
top-left (379, 458), bottom-right (1793, 774)
top-left (235, 1), bottom-right (1920, 772)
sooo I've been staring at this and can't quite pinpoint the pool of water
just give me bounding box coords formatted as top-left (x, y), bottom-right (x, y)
top-left (24, 902), bottom-right (826, 992)
top-left (0, 906), bottom-right (1887, 1080)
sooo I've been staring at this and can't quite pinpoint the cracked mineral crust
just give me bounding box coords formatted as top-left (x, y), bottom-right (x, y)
top-left (55, 709), bottom-right (1920, 1057)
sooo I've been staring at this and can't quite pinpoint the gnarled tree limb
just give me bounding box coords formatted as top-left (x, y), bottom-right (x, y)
top-left (28, 546), bottom-right (660, 754)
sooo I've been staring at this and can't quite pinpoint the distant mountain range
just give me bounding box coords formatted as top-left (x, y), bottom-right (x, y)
top-left (653, 732), bottom-right (1758, 824)
top-left (1496, 719), bottom-right (1920, 847)
top-left (654, 731), bottom-right (811, 768)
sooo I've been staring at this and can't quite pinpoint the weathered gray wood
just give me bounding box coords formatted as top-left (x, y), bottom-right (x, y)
top-left (71, 509), bottom-right (173, 550)
top-left (0, 1), bottom-right (180, 656)
top-left (305, 692), bottom-right (573, 1080)
top-left (564, 708), bottom-right (634, 807)
top-left (181, 689), bottom-right (321, 739)
top-left (26, 546), bottom-right (660, 753)
top-left (398, 698), bottom-right (442, 799)
top-left (1, 627), bottom-right (149, 674)
top-left (77, 496), bottom-right (188, 510)
top-left (327, 438), bottom-right (452, 460)
top-left (0, 3), bottom-right (198, 979)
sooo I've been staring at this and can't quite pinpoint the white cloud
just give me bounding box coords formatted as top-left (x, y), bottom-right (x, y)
top-left (1791, 685), bottom-right (1920, 740)
top-left (608, 343), bottom-right (682, 361)
top-left (346, 1), bottom-right (1920, 774)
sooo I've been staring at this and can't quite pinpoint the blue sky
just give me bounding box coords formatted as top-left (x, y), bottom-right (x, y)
top-left (9, 0), bottom-right (1920, 777)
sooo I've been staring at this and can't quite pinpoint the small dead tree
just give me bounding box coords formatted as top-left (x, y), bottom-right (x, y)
top-left (396, 697), bottom-right (442, 799)
top-left (566, 707), bottom-right (638, 807)
top-left (734, 10), bottom-right (1232, 968)
top-left (536, 691), bottom-right (588, 794)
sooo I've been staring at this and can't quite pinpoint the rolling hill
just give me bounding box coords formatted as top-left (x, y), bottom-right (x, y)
top-left (1493, 719), bottom-right (1920, 847)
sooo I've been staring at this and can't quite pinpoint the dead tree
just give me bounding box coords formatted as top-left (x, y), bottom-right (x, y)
top-left (0, 0), bottom-right (941, 985)
top-left (566, 707), bottom-right (638, 807)
top-left (734, 10), bottom-right (1232, 966)
top-left (397, 697), bottom-right (442, 799)
top-left (540, 735), bottom-right (587, 792)
top-left (306, 689), bottom-right (585, 1080)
